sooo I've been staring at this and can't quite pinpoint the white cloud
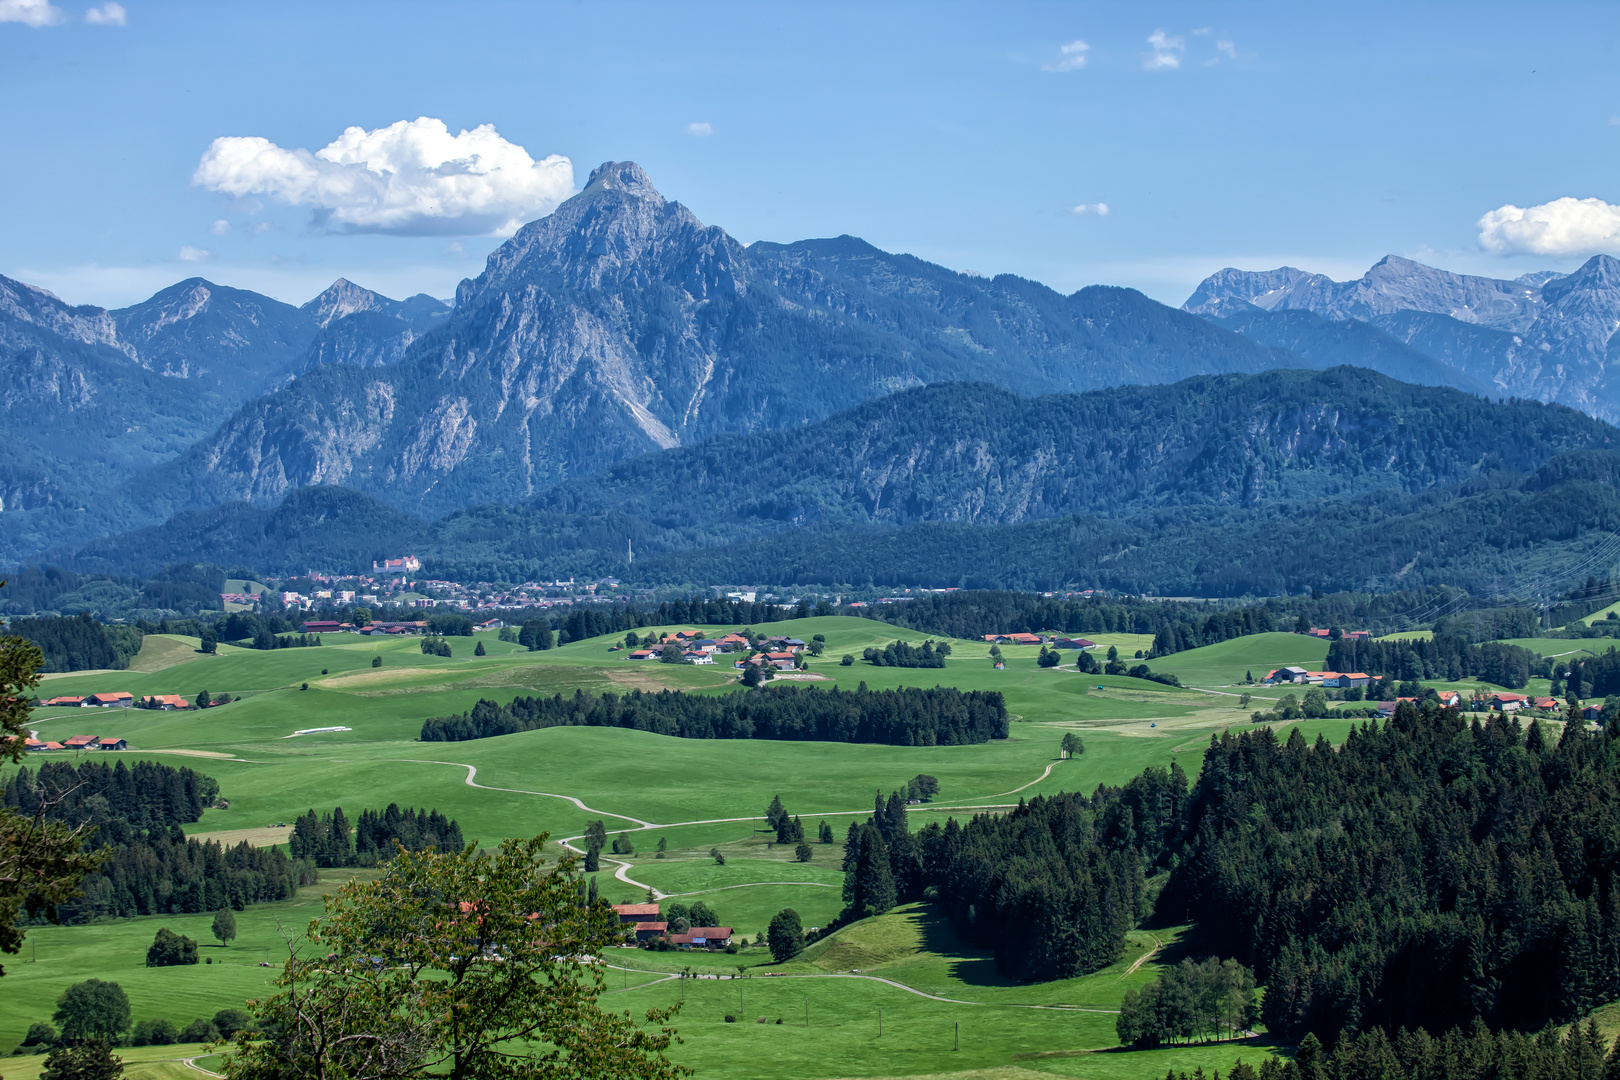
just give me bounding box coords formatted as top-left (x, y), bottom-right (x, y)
top-left (1216, 39), bottom-right (1237, 60)
top-left (209, 219), bottom-right (230, 235)
top-left (1071, 203), bottom-right (1111, 216)
top-left (1142, 29), bottom-right (1185, 70)
top-left (84, 2), bottom-right (124, 24)
top-left (1043, 39), bottom-right (1090, 72)
top-left (1610, 116), bottom-right (1620, 126)
top-left (1477, 197), bottom-right (1620, 257)
top-left (192, 117), bottom-right (575, 237)
top-left (685, 121), bottom-right (714, 136)
top-left (178, 245), bottom-right (214, 262)
top-left (0, 0), bottom-right (65, 26)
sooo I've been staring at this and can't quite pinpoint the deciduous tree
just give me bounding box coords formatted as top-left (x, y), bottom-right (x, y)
top-left (220, 836), bottom-right (685, 1080)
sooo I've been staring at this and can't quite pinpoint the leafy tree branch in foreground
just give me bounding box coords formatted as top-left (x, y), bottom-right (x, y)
top-left (222, 834), bottom-right (686, 1080)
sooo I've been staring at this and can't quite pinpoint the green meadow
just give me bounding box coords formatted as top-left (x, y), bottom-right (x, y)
top-left (5, 618), bottom-right (1480, 1078)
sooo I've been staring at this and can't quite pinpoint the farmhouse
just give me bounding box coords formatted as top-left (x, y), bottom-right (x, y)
top-left (611, 903), bottom-right (661, 925)
top-left (24, 738), bottom-right (47, 752)
top-left (1436, 691), bottom-right (1462, 709)
top-left (631, 921), bottom-right (668, 942)
top-left (1530, 697), bottom-right (1561, 711)
top-left (668, 926), bottom-right (734, 949)
top-left (1050, 637), bottom-right (1097, 649)
top-left (1267, 667), bottom-right (1310, 684)
top-left (98, 737), bottom-right (128, 750)
top-left (628, 649), bottom-right (655, 660)
top-left (1490, 693), bottom-right (1528, 712)
top-left (63, 735), bottom-right (101, 750)
top-left (684, 651), bottom-right (715, 665)
top-left (89, 692), bottom-right (134, 707)
top-left (300, 620), bottom-right (346, 634)
top-left (1584, 705), bottom-right (1605, 722)
top-left (42, 696), bottom-right (85, 707)
top-left (142, 695), bottom-right (191, 710)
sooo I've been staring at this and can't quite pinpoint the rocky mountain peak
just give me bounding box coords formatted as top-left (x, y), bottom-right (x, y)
top-left (303, 277), bottom-right (394, 327)
top-left (582, 160), bottom-right (664, 203)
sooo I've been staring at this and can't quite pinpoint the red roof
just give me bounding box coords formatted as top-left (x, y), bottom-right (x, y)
top-left (633, 921), bottom-right (668, 932)
top-left (1007, 633), bottom-right (1041, 645)
top-left (612, 903), bottom-right (661, 917)
top-left (90, 692), bottom-right (132, 703)
top-left (43, 696), bottom-right (83, 706)
top-left (63, 735), bottom-right (99, 748)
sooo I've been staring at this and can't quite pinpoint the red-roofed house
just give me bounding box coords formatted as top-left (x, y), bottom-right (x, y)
top-left (300, 620), bottom-right (345, 634)
top-left (668, 926), bottom-right (734, 949)
top-left (632, 921), bottom-right (668, 942)
top-left (42, 696), bottom-right (86, 707)
top-left (611, 903), bottom-right (661, 924)
top-left (24, 738), bottom-right (47, 752)
top-left (63, 735), bottom-right (100, 750)
top-left (628, 649), bottom-right (655, 660)
top-left (1491, 693), bottom-right (1527, 711)
top-left (1531, 697), bottom-right (1561, 711)
top-left (1437, 691), bottom-right (1463, 709)
top-left (89, 692), bottom-right (133, 708)
top-left (98, 737), bottom-right (128, 750)
top-left (143, 695), bottom-right (191, 710)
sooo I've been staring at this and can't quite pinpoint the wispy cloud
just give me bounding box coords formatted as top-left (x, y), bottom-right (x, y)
top-left (685, 122), bottom-right (714, 137)
top-left (193, 117), bottom-right (574, 237)
top-left (1142, 29), bottom-right (1185, 71)
top-left (1042, 39), bottom-right (1090, 73)
top-left (178, 245), bottom-right (214, 263)
top-left (1477, 196), bottom-right (1620, 257)
top-left (209, 219), bottom-right (230, 236)
top-left (0, 0), bottom-right (66, 26)
top-left (84, 1), bottom-right (124, 24)
top-left (1071, 203), bottom-right (1111, 216)
top-left (1215, 39), bottom-right (1237, 61)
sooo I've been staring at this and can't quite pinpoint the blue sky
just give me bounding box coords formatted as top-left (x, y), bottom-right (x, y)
top-left (3, 0), bottom-right (1618, 309)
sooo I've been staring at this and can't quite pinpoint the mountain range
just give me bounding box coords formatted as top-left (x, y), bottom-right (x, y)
top-left (1185, 254), bottom-right (1620, 419)
top-left (60, 368), bottom-right (1620, 601)
top-left (8, 159), bottom-right (1620, 595)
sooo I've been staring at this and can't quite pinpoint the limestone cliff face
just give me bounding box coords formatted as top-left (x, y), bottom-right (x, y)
top-left (156, 161), bottom-right (1308, 519)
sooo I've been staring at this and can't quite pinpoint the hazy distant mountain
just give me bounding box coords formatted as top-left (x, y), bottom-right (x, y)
top-left (1186, 255), bottom-right (1620, 417)
top-left (299, 278), bottom-right (450, 370)
top-left (0, 271), bottom-right (450, 560)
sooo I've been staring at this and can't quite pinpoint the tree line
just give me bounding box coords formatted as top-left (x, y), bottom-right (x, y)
top-left (1325, 634), bottom-right (1543, 688)
top-left (862, 639), bottom-right (950, 667)
top-left (2, 759), bottom-right (315, 921)
top-left (287, 804), bottom-right (466, 867)
top-left (1159, 704), bottom-right (1620, 1045)
top-left (9, 613), bottom-right (144, 673)
top-left (420, 684), bottom-right (1009, 747)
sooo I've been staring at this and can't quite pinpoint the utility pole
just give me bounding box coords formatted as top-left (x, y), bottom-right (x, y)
top-left (878, 1007), bottom-right (881, 1037)
top-left (805, 996), bottom-right (809, 1027)
top-left (955, 1021), bottom-right (959, 1051)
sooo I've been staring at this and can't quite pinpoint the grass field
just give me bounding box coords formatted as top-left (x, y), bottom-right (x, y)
top-left (4, 619), bottom-right (1454, 1078)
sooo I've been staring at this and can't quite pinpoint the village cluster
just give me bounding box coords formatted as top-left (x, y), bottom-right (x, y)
top-left (622, 630), bottom-right (814, 669)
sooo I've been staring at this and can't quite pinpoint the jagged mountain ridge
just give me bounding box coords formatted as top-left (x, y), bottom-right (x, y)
top-left (1185, 255), bottom-right (1620, 417)
top-left (139, 161), bottom-right (1519, 525)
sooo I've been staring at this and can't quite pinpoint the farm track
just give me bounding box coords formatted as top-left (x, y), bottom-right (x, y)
top-left (601, 964), bottom-right (1120, 1012)
top-left (395, 757), bottom-right (1049, 897)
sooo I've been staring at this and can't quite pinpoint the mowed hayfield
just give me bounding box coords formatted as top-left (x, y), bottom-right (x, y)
top-left (4, 619), bottom-right (1369, 1078)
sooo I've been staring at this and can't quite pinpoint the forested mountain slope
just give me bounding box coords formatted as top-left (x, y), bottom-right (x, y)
top-left (535, 367), bottom-right (1610, 532)
top-left (61, 375), bottom-right (1620, 598)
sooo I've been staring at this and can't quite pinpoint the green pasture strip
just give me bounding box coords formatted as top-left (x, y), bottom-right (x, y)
top-left (1147, 633), bottom-right (1329, 687)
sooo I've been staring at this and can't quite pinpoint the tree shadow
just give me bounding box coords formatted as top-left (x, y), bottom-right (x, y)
top-left (915, 906), bottom-right (1019, 988)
